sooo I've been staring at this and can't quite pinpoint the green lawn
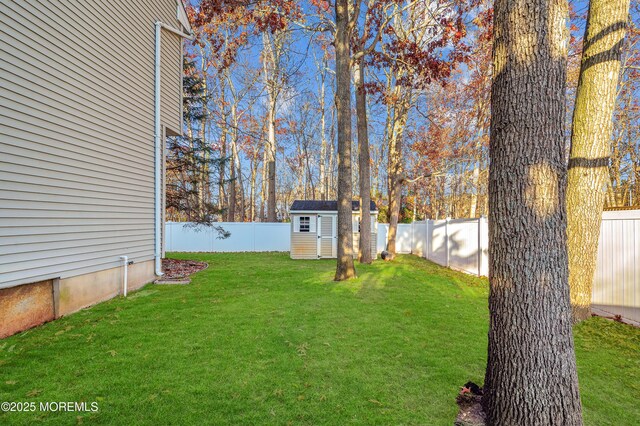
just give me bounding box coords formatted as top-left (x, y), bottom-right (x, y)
top-left (1, 253), bottom-right (638, 425)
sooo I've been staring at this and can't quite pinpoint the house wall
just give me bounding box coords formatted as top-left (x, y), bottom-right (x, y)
top-left (0, 260), bottom-right (154, 338)
top-left (0, 0), bottom-right (184, 291)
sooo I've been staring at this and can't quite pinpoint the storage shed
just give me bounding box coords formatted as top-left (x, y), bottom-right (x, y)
top-left (289, 200), bottom-right (378, 260)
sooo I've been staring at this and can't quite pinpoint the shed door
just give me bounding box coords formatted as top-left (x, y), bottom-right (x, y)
top-left (317, 215), bottom-right (337, 258)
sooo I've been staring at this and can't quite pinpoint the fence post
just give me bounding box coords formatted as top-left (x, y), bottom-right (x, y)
top-left (479, 216), bottom-right (488, 277)
top-left (411, 222), bottom-right (415, 254)
top-left (477, 217), bottom-right (482, 277)
top-left (426, 220), bottom-right (429, 259)
top-left (445, 217), bottom-right (450, 268)
top-left (165, 222), bottom-right (170, 252)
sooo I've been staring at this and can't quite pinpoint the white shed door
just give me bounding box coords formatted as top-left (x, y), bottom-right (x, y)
top-left (317, 215), bottom-right (336, 258)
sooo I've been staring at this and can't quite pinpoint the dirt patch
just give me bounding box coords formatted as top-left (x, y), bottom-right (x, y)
top-left (161, 259), bottom-right (208, 280)
top-left (455, 382), bottom-right (486, 426)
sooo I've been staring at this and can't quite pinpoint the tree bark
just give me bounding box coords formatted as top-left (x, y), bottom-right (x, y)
top-left (227, 104), bottom-right (238, 222)
top-left (334, 0), bottom-right (356, 281)
top-left (250, 147), bottom-right (258, 221)
top-left (386, 89), bottom-right (410, 255)
top-left (328, 106), bottom-right (336, 200)
top-left (217, 78), bottom-right (226, 215)
top-left (319, 50), bottom-right (328, 201)
top-left (485, 0), bottom-right (583, 424)
top-left (354, 61), bottom-right (372, 263)
top-left (260, 146), bottom-right (267, 221)
top-left (266, 99), bottom-right (277, 221)
top-left (567, 0), bottom-right (630, 323)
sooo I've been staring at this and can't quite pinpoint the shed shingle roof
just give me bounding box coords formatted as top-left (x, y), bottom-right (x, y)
top-left (290, 200), bottom-right (377, 212)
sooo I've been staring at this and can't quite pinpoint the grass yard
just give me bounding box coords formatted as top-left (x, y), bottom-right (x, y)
top-left (1, 253), bottom-right (639, 425)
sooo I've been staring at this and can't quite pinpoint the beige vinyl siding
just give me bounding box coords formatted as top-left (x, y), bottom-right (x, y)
top-left (351, 232), bottom-right (378, 257)
top-left (320, 238), bottom-right (333, 257)
top-left (0, 0), bottom-right (183, 289)
top-left (290, 216), bottom-right (318, 259)
top-left (291, 233), bottom-right (317, 259)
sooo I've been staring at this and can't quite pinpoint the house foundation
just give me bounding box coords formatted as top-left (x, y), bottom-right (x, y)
top-left (0, 260), bottom-right (155, 338)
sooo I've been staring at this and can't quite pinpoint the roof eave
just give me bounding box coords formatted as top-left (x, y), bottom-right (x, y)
top-left (177, 1), bottom-right (193, 34)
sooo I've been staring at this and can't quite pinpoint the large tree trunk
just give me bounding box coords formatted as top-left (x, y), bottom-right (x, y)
top-left (484, 0), bottom-right (583, 424)
top-left (217, 79), bottom-right (226, 215)
top-left (266, 101), bottom-right (277, 221)
top-left (250, 146), bottom-right (259, 222)
top-left (262, 31), bottom-right (282, 222)
top-left (334, 0), bottom-right (356, 281)
top-left (319, 51), bottom-right (328, 201)
top-left (227, 105), bottom-right (238, 222)
top-left (354, 62), bottom-right (372, 264)
top-left (386, 90), bottom-right (410, 255)
top-left (260, 146), bottom-right (267, 221)
top-left (567, 0), bottom-right (630, 323)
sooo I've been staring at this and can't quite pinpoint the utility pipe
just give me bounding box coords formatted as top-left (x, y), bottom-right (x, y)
top-left (120, 255), bottom-right (128, 297)
top-left (154, 22), bottom-right (193, 277)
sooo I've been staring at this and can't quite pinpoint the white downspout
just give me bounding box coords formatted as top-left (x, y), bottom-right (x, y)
top-left (154, 21), bottom-right (193, 277)
top-left (120, 255), bottom-right (129, 297)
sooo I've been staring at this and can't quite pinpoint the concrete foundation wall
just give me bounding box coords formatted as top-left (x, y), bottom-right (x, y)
top-left (1, 260), bottom-right (155, 338)
top-left (57, 260), bottom-right (155, 317)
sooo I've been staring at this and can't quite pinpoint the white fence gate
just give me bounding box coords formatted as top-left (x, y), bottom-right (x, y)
top-left (166, 211), bottom-right (639, 322)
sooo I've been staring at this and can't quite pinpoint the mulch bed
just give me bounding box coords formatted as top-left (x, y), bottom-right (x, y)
top-left (161, 258), bottom-right (208, 280)
top-left (455, 382), bottom-right (486, 426)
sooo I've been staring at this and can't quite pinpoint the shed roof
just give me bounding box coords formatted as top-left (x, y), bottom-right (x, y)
top-left (290, 200), bottom-right (377, 212)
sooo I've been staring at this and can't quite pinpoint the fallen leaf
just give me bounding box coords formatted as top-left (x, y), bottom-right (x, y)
top-left (27, 389), bottom-right (42, 397)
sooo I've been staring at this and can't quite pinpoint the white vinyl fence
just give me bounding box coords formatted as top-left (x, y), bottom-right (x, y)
top-left (376, 219), bottom-right (488, 277)
top-left (166, 210), bottom-right (639, 322)
top-left (378, 212), bottom-right (639, 323)
top-left (166, 222), bottom-right (290, 252)
top-left (592, 210), bottom-right (640, 323)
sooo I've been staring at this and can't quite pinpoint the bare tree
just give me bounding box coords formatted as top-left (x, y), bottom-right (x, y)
top-left (334, 0), bottom-right (356, 280)
top-left (262, 30), bottom-right (290, 221)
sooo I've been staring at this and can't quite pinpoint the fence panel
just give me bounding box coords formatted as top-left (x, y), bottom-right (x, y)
top-left (166, 222), bottom-right (214, 252)
top-left (411, 221), bottom-right (428, 256)
top-left (396, 224), bottom-right (412, 253)
top-left (592, 210), bottom-right (640, 322)
top-left (166, 222), bottom-right (290, 252)
top-left (377, 224), bottom-right (389, 253)
top-left (448, 219), bottom-right (487, 276)
top-left (254, 223), bottom-right (291, 251)
top-left (166, 212), bottom-right (638, 322)
top-left (428, 220), bottom-right (449, 266)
